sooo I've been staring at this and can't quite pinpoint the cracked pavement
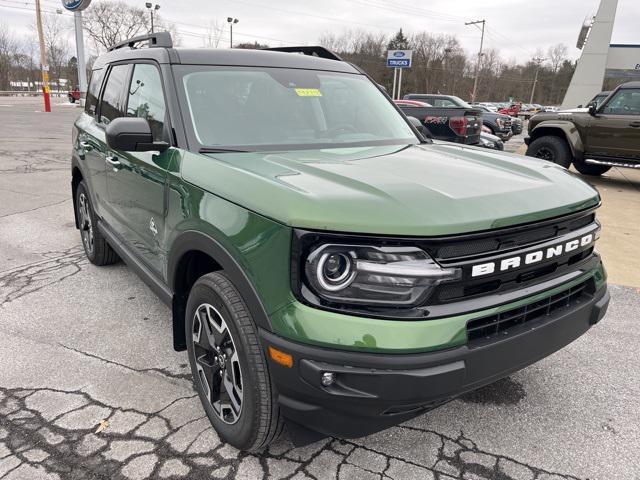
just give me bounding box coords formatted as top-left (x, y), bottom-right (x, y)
top-left (1, 97), bottom-right (639, 479)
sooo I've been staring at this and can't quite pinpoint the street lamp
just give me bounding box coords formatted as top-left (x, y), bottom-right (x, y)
top-left (145, 3), bottom-right (161, 34)
top-left (227, 17), bottom-right (238, 48)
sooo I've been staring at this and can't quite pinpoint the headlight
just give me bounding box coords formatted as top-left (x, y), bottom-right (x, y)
top-left (496, 118), bottom-right (504, 127)
top-left (301, 243), bottom-right (461, 308)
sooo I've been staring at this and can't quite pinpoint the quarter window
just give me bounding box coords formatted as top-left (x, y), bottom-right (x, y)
top-left (85, 68), bottom-right (104, 116)
top-left (99, 64), bottom-right (129, 125)
top-left (126, 64), bottom-right (167, 142)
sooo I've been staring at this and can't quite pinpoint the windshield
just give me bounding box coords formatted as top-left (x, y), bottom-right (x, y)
top-left (176, 66), bottom-right (418, 151)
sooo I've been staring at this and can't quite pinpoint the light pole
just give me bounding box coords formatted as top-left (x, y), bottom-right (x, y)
top-left (530, 57), bottom-right (547, 104)
top-left (465, 19), bottom-right (485, 103)
top-left (145, 3), bottom-right (161, 33)
top-left (227, 17), bottom-right (238, 48)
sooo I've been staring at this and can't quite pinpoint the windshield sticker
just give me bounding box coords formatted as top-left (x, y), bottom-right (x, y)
top-left (294, 88), bottom-right (322, 97)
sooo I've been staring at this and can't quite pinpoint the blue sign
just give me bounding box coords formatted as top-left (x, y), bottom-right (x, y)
top-left (386, 50), bottom-right (412, 69)
top-left (387, 59), bottom-right (411, 68)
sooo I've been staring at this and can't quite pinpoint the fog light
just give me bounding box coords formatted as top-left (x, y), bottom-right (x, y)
top-left (321, 372), bottom-right (336, 386)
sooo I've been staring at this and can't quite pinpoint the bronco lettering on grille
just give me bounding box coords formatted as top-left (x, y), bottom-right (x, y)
top-left (470, 233), bottom-right (594, 277)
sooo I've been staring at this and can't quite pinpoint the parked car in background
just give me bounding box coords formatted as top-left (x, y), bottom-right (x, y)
top-left (510, 116), bottom-right (524, 135)
top-left (395, 99), bottom-right (482, 145)
top-left (402, 94), bottom-right (512, 142)
top-left (498, 102), bottom-right (522, 117)
top-left (68, 87), bottom-right (81, 103)
top-left (472, 102), bottom-right (498, 113)
top-left (526, 81), bottom-right (640, 175)
top-left (474, 105), bottom-right (514, 141)
top-left (479, 126), bottom-right (504, 150)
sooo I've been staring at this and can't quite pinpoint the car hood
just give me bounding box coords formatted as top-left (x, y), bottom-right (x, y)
top-left (182, 143), bottom-right (599, 236)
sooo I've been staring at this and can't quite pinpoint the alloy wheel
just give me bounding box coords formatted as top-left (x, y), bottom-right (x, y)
top-left (535, 146), bottom-right (555, 161)
top-left (192, 303), bottom-right (243, 424)
top-left (78, 193), bottom-right (94, 255)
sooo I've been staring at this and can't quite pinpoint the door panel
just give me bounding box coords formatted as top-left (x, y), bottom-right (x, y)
top-left (93, 63), bottom-right (131, 226)
top-left (106, 63), bottom-right (171, 275)
top-left (75, 68), bottom-right (107, 214)
top-left (586, 88), bottom-right (640, 161)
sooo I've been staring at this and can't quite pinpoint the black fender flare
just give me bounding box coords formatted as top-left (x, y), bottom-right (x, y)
top-left (529, 121), bottom-right (585, 160)
top-left (167, 230), bottom-right (273, 351)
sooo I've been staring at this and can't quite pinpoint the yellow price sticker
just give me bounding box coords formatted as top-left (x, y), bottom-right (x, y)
top-left (295, 88), bottom-right (322, 97)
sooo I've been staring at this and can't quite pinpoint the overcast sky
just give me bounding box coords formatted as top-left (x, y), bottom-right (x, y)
top-left (2, 0), bottom-right (639, 61)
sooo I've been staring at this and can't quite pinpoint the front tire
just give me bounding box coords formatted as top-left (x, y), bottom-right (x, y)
top-left (573, 159), bottom-right (611, 176)
top-left (75, 181), bottom-right (119, 266)
top-left (186, 272), bottom-right (283, 452)
top-left (526, 136), bottom-right (572, 168)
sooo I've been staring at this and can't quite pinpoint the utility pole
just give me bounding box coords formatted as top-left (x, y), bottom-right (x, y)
top-left (34, 0), bottom-right (51, 112)
top-left (465, 19), bottom-right (485, 103)
top-left (529, 57), bottom-right (547, 104)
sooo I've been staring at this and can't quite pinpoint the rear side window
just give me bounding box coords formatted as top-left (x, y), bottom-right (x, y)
top-left (126, 64), bottom-right (167, 142)
top-left (85, 68), bottom-right (104, 116)
top-left (99, 64), bottom-right (129, 125)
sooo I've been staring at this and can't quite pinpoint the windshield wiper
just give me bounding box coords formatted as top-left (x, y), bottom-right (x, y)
top-left (199, 147), bottom-right (251, 153)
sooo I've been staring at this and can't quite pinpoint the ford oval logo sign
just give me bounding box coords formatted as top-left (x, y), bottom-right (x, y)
top-left (61, 0), bottom-right (91, 11)
top-left (393, 51), bottom-right (405, 58)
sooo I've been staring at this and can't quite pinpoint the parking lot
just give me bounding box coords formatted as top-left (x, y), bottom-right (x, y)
top-left (1, 97), bottom-right (639, 480)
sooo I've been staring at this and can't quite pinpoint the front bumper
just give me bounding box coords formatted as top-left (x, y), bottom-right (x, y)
top-left (495, 130), bottom-right (513, 141)
top-left (260, 283), bottom-right (609, 438)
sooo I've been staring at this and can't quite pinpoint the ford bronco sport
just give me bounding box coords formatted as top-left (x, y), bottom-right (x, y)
top-left (71, 32), bottom-right (609, 452)
top-left (526, 81), bottom-right (640, 175)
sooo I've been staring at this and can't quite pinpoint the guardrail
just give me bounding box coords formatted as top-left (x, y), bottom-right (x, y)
top-left (0, 91), bottom-right (71, 97)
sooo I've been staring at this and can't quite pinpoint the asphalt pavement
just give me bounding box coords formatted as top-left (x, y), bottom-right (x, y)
top-left (0, 97), bottom-right (639, 480)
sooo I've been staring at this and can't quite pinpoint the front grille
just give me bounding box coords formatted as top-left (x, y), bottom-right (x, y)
top-left (433, 212), bottom-right (595, 261)
top-left (466, 279), bottom-right (591, 343)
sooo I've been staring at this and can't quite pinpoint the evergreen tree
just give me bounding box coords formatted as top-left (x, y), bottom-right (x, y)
top-left (387, 29), bottom-right (409, 50)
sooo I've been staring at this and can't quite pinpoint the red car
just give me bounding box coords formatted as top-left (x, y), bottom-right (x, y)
top-left (68, 88), bottom-right (81, 103)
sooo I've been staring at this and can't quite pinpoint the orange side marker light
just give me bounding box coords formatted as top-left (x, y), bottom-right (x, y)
top-left (269, 346), bottom-right (293, 368)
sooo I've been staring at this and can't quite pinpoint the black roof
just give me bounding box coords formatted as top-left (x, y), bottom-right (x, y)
top-left (93, 33), bottom-right (358, 74)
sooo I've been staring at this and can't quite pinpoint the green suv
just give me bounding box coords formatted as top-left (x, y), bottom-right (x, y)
top-left (526, 81), bottom-right (640, 175)
top-left (71, 33), bottom-right (609, 451)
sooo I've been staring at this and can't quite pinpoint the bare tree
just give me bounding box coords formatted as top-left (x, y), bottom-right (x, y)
top-left (41, 13), bottom-right (72, 93)
top-left (547, 43), bottom-right (568, 74)
top-left (203, 20), bottom-right (224, 48)
top-left (83, 0), bottom-right (149, 51)
top-left (0, 22), bottom-right (18, 90)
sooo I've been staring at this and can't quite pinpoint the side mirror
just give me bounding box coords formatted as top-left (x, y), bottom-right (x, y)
top-left (105, 117), bottom-right (169, 152)
top-left (587, 102), bottom-right (598, 116)
top-left (407, 116), bottom-right (428, 137)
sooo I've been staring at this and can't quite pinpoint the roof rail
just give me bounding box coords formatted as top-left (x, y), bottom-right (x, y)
top-left (108, 31), bottom-right (173, 52)
top-left (262, 46), bottom-right (343, 62)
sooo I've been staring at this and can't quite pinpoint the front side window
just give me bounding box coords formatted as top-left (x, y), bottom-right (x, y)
top-left (176, 66), bottom-right (418, 150)
top-left (99, 64), bottom-right (129, 125)
top-left (126, 64), bottom-right (167, 142)
top-left (602, 89), bottom-right (640, 115)
top-left (85, 68), bottom-right (104, 116)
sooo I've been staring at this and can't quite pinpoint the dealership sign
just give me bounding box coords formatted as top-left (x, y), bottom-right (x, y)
top-left (61, 0), bottom-right (91, 11)
top-left (387, 50), bottom-right (412, 68)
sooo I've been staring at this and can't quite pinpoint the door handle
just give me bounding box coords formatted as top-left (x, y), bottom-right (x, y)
top-left (629, 122), bottom-right (640, 128)
top-left (105, 155), bottom-right (121, 167)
